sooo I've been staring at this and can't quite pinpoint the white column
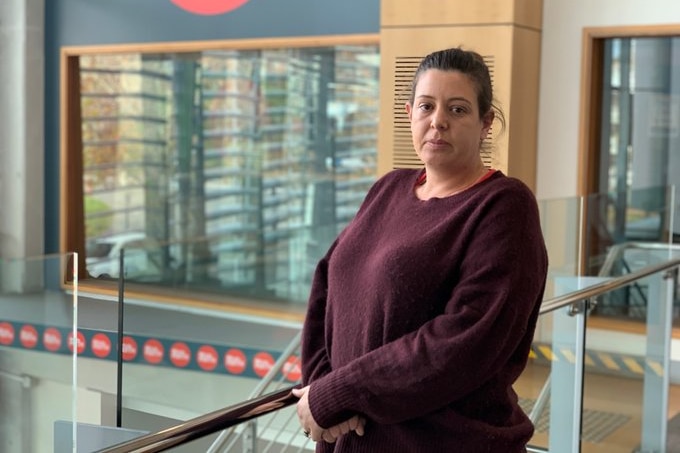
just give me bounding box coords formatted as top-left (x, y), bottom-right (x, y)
top-left (0, 0), bottom-right (45, 294)
top-left (0, 0), bottom-right (45, 261)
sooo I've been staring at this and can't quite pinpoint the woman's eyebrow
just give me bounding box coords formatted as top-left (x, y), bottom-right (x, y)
top-left (415, 94), bottom-right (472, 104)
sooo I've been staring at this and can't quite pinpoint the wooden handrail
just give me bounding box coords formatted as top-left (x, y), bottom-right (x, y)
top-left (96, 385), bottom-right (299, 453)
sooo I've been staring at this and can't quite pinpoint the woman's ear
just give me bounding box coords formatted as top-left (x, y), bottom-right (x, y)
top-left (405, 102), bottom-right (412, 120)
top-left (481, 110), bottom-right (494, 139)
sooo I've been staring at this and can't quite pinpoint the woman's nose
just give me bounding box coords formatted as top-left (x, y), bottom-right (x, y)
top-left (431, 109), bottom-right (448, 130)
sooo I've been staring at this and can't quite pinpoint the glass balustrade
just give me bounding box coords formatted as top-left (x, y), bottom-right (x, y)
top-left (1, 185), bottom-right (679, 452)
top-left (113, 232), bottom-right (306, 445)
top-left (521, 184), bottom-right (677, 453)
top-left (0, 252), bottom-right (79, 452)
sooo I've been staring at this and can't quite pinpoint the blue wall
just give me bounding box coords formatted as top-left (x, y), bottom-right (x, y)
top-left (44, 0), bottom-right (380, 252)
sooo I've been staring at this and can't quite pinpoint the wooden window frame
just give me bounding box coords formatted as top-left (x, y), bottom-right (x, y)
top-left (60, 34), bottom-right (379, 314)
top-left (579, 24), bottom-right (680, 335)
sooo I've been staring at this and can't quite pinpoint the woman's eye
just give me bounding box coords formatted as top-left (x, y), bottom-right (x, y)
top-left (418, 103), bottom-right (432, 111)
top-left (450, 106), bottom-right (466, 114)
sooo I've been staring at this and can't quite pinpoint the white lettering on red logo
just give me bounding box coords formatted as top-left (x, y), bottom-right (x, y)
top-left (0, 322), bottom-right (15, 345)
top-left (197, 345), bottom-right (218, 371)
top-left (67, 331), bottom-right (86, 354)
top-left (282, 356), bottom-right (302, 382)
top-left (170, 342), bottom-right (191, 368)
top-left (224, 348), bottom-right (246, 375)
top-left (253, 352), bottom-right (275, 378)
top-left (43, 327), bottom-right (62, 352)
top-left (122, 336), bottom-right (138, 361)
top-left (20, 325), bottom-right (38, 349)
top-left (91, 333), bottom-right (111, 358)
top-left (143, 339), bottom-right (164, 364)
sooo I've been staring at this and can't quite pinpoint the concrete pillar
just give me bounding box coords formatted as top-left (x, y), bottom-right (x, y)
top-left (0, 0), bottom-right (45, 261)
top-left (0, 0), bottom-right (45, 295)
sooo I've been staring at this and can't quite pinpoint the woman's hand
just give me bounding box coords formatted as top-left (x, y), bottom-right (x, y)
top-left (292, 386), bottom-right (365, 443)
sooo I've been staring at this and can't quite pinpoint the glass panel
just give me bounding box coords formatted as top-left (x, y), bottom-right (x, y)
top-left (523, 276), bottom-right (607, 452)
top-left (585, 185), bottom-right (676, 326)
top-left (538, 195), bottom-right (584, 299)
top-left (117, 247), bottom-right (301, 438)
top-left (52, 190), bottom-right (675, 452)
top-left (519, 330), bottom-right (552, 451)
top-left (0, 253), bottom-right (78, 453)
top-left (80, 45), bottom-right (380, 307)
top-left (582, 252), bottom-right (674, 453)
top-left (599, 37), bottom-right (680, 238)
top-left (112, 224), bottom-right (339, 302)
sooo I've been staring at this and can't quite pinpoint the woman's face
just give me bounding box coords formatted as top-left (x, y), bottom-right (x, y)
top-left (406, 69), bottom-right (493, 171)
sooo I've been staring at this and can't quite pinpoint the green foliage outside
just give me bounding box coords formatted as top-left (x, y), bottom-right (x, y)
top-left (85, 196), bottom-right (113, 237)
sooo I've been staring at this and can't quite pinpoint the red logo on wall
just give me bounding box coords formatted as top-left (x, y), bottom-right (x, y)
top-left (224, 348), bottom-right (246, 375)
top-left (68, 331), bottom-right (86, 354)
top-left (91, 333), bottom-right (112, 358)
top-left (0, 322), bottom-right (15, 345)
top-left (197, 345), bottom-right (218, 371)
top-left (44, 327), bottom-right (62, 352)
top-left (143, 339), bottom-right (164, 364)
top-left (170, 0), bottom-right (251, 16)
top-left (252, 351), bottom-right (275, 378)
top-left (282, 356), bottom-right (302, 382)
top-left (170, 342), bottom-right (191, 368)
top-left (122, 336), bottom-right (138, 361)
top-left (20, 325), bottom-right (38, 349)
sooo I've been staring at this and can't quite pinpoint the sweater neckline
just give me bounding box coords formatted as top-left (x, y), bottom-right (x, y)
top-left (413, 168), bottom-right (498, 201)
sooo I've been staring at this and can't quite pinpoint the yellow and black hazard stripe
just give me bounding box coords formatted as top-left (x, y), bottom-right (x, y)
top-left (529, 342), bottom-right (663, 378)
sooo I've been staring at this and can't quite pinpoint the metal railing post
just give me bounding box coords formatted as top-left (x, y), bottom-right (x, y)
top-left (548, 297), bottom-right (587, 453)
top-left (243, 420), bottom-right (257, 453)
top-left (640, 269), bottom-right (674, 451)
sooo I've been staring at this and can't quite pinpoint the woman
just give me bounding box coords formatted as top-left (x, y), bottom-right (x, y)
top-left (293, 47), bottom-right (549, 452)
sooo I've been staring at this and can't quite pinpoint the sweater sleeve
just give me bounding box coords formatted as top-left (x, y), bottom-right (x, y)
top-left (307, 182), bottom-right (548, 427)
top-left (300, 240), bottom-right (336, 385)
top-left (301, 175), bottom-right (383, 385)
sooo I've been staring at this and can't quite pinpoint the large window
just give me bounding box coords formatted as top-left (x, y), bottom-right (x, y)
top-left (581, 31), bottom-right (680, 326)
top-left (598, 37), bottom-right (680, 244)
top-left (62, 37), bottom-right (380, 307)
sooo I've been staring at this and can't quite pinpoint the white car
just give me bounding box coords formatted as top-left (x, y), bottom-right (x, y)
top-left (86, 232), bottom-right (164, 281)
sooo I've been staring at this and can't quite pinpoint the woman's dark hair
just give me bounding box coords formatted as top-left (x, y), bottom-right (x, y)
top-left (409, 47), bottom-right (505, 129)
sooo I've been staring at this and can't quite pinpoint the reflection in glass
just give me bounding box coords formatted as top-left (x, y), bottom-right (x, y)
top-left (79, 46), bottom-right (380, 303)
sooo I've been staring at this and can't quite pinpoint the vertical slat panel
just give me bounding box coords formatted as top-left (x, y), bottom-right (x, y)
top-left (390, 55), bottom-right (497, 170)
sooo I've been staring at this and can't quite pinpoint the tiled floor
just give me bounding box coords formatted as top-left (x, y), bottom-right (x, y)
top-left (517, 361), bottom-right (680, 453)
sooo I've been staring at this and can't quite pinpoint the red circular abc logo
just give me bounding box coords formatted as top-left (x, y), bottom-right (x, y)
top-left (44, 327), bottom-right (63, 352)
top-left (91, 333), bottom-right (112, 358)
top-left (122, 336), bottom-right (138, 361)
top-left (224, 348), bottom-right (246, 375)
top-left (143, 339), bottom-right (165, 364)
top-left (252, 352), bottom-right (275, 378)
top-left (282, 356), bottom-right (302, 382)
top-left (20, 325), bottom-right (38, 349)
top-left (170, 342), bottom-right (192, 368)
top-left (0, 322), bottom-right (15, 345)
top-left (170, 0), bottom-right (251, 15)
top-left (67, 331), bottom-right (86, 354)
top-left (197, 345), bottom-right (218, 371)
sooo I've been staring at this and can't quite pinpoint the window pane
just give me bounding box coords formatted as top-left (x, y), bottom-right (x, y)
top-left (594, 36), bottom-right (680, 326)
top-left (80, 45), bottom-right (380, 304)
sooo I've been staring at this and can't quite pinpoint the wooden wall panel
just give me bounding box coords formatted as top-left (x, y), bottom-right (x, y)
top-left (506, 26), bottom-right (542, 186)
top-left (381, 0), bottom-right (542, 30)
top-left (378, 0), bottom-right (543, 191)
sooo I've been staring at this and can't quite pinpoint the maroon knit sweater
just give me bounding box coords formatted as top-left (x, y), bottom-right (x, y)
top-left (301, 169), bottom-right (548, 453)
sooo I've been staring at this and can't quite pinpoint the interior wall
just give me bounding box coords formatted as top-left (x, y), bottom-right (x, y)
top-left (536, 0), bottom-right (680, 201)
